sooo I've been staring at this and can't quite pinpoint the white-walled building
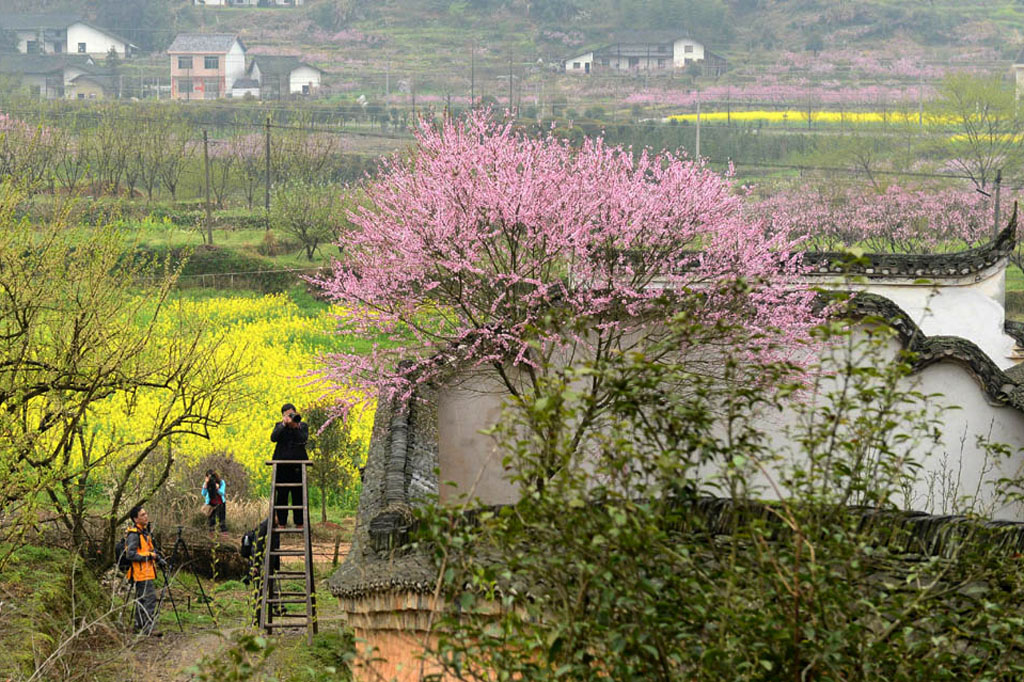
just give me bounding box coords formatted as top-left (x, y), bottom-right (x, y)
top-left (0, 54), bottom-right (96, 99)
top-left (248, 55), bottom-right (324, 97)
top-left (565, 31), bottom-right (726, 76)
top-left (0, 14), bottom-right (136, 57)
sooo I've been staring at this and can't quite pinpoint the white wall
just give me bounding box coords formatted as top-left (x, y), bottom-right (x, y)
top-left (672, 39), bottom-right (705, 67)
top-left (289, 65), bottom-right (321, 93)
top-left (825, 264), bottom-right (1019, 369)
top-left (224, 41), bottom-right (246, 90)
top-left (563, 52), bottom-right (593, 74)
top-left (66, 23), bottom-right (127, 56)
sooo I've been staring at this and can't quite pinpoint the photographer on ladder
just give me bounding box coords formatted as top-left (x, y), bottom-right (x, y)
top-left (124, 505), bottom-right (168, 637)
top-left (270, 403), bottom-right (308, 529)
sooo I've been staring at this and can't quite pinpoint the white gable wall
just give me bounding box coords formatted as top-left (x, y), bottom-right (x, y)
top-left (564, 52), bottom-right (593, 73)
top-left (672, 39), bottom-right (705, 67)
top-left (224, 40), bottom-right (246, 90)
top-left (66, 23), bottom-right (127, 56)
top-left (289, 65), bottom-right (320, 93)
top-left (825, 264), bottom-right (1018, 369)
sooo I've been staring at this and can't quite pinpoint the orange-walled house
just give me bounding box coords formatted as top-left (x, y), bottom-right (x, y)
top-left (167, 33), bottom-right (245, 100)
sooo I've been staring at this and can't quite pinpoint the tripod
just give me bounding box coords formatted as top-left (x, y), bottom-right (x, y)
top-left (166, 525), bottom-right (216, 620)
top-left (121, 557), bottom-right (183, 634)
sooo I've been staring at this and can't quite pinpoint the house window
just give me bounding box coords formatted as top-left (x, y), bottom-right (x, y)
top-left (302, 84), bottom-right (310, 95)
top-left (178, 56), bottom-right (193, 69)
top-left (77, 93), bottom-right (85, 99)
top-left (684, 44), bottom-right (694, 53)
top-left (601, 58), bottom-right (610, 66)
top-left (628, 57), bottom-right (639, 68)
top-left (26, 40), bottom-right (39, 53)
top-left (573, 62), bottom-right (580, 69)
top-left (204, 55), bottom-right (219, 69)
top-left (179, 78), bottom-right (193, 95)
top-left (204, 78), bottom-right (220, 98)
top-left (78, 42), bottom-right (86, 53)
top-left (658, 59), bottom-right (666, 68)
top-left (54, 43), bottom-right (62, 53)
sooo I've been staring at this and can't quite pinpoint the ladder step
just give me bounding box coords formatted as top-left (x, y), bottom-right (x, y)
top-left (272, 528), bottom-right (305, 534)
top-left (266, 598), bottom-right (310, 604)
top-left (273, 483), bottom-right (305, 487)
top-left (265, 623), bottom-right (311, 629)
top-left (268, 613), bottom-right (311, 619)
top-left (275, 592), bottom-right (309, 597)
top-left (269, 571), bottom-right (308, 577)
top-left (272, 505), bottom-right (305, 510)
top-left (270, 550), bottom-right (307, 556)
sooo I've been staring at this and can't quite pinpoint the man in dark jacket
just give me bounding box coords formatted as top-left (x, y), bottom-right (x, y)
top-left (124, 505), bottom-right (167, 636)
top-left (271, 402), bottom-right (309, 528)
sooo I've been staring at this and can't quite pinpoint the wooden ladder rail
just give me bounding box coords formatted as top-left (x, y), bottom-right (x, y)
top-left (259, 459), bottom-right (319, 644)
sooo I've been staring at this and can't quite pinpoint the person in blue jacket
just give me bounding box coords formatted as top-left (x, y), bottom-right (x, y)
top-left (202, 469), bottom-right (228, 533)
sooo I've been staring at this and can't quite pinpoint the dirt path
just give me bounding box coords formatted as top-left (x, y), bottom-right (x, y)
top-left (130, 547), bottom-right (351, 680)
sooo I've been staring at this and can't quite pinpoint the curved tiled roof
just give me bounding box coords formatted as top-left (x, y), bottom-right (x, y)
top-left (804, 212), bottom-right (1017, 280)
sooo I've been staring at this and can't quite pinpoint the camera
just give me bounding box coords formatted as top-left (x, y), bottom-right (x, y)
top-left (291, 413), bottom-right (302, 423)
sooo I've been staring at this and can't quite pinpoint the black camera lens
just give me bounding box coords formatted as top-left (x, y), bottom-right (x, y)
top-left (292, 414), bottom-right (302, 422)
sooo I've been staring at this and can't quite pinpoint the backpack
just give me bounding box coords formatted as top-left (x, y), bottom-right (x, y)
top-left (240, 527), bottom-right (257, 559)
top-left (114, 529), bottom-right (134, 574)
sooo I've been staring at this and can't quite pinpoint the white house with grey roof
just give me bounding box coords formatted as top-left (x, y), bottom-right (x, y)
top-left (0, 14), bottom-right (137, 57)
top-left (167, 33), bottom-right (246, 100)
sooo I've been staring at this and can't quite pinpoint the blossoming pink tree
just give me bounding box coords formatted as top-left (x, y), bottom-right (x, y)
top-left (748, 184), bottom-right (993, 253)
top-left (315, 113), bottom-right (820, 420)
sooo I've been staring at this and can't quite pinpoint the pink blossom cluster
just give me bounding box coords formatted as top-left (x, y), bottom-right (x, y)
top-left (331, 29), bottom-right (385, 45)
top-left (747, 184), bottom-right (992, 254)
top-left (314, 112), bottom-right (820, 406)
top-left (540, 29), bottom-right (585, 47)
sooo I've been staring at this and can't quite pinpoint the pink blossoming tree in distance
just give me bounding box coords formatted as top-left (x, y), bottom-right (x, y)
top-left (314, 112), bottom-right (821, 423)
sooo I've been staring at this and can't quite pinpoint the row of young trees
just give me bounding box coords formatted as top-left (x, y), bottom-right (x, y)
top-left (0, 106), bottom-right (363, 204)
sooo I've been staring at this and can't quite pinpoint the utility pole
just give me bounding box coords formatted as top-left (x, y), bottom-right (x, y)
top-left (203, 129), bottom-right (213, 245)
top-left (264, 116), bottom-right (271, 230)
top-left (918, 71), bottom-right (924, 128)
top-left (994, 169), bottom-right (1002, 238)
top-left (508, 52), bottom-right (513, 116)
top-left (695, 90), bottom-right (701, 159)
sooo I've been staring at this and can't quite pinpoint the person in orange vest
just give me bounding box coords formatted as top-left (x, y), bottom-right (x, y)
top-left (125, 505), bottom-right (167, 636)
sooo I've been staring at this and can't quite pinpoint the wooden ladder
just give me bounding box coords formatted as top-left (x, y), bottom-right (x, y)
top-left (259, 459), bottom-right (318, 644)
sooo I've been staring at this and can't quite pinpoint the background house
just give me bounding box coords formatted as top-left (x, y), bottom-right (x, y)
top-left (565, 31), bottom-right (727, 76)
top-left (0, 54), bottom-right (95, 99)
top-left (167, 33), bottom-right (246, 100)
top-left (0, 14), bottom-right (136, 57)
top-left (248, 55), bottom-right (323, 97)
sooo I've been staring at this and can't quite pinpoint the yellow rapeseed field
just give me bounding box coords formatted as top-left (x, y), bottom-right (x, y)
top-left (666, 110), bottom-right (955, 125)
top-left (89, 293), bottom-right (374, 482)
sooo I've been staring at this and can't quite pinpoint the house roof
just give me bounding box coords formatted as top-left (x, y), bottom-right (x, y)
top-left (0, 13), bottom-right (82, 31)
top-left (0, 53), bottom-right (94, 75)
top-left (608, 30), bottom-right (697, 45)
top-left (68, 72), bottom-right (117, 93)
top-left (251, 54), bottom-right (322, 76)
top-left (167, 33), bottom-right (243, 54)
top-left (803, 215), bottom-right (1017, 281)
top-left (231, 77), bottom-right (260, 89)
top-left (67, 20), bottom-right (138, 49)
